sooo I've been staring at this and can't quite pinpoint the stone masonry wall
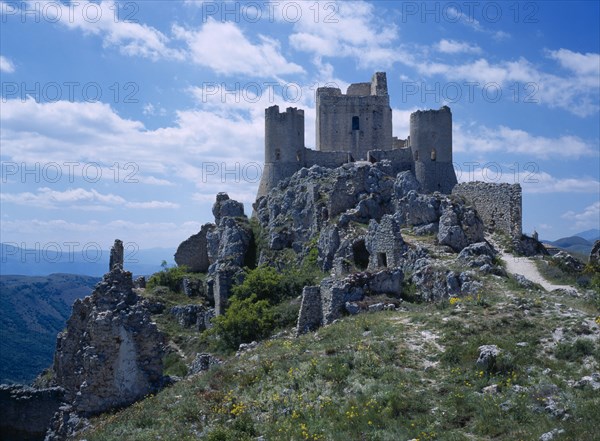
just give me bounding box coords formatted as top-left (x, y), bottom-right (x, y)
top-left (452, 182), bottom-right (522, 238)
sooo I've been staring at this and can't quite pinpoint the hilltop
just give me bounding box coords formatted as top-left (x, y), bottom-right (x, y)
top-left (71, 230), bottom-right (600, 441)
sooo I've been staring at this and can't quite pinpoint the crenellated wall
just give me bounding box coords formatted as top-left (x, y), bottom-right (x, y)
top-left (256, 73), bottom-right (460, 201)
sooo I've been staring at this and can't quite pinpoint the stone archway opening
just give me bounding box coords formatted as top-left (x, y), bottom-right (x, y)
top-left (352, 239), bottom-right (369, 270)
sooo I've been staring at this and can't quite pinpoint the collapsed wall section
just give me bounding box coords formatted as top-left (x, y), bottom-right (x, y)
top-left (452, 182), bottom-right (522, 238)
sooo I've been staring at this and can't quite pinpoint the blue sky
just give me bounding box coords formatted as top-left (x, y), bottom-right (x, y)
top-left (1, 1), bottom-right (599, 254)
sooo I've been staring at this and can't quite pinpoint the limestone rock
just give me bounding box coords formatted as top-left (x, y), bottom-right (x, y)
top-left (345, 302), bottom-right (360, 315)
top-left (476, 345), bottom-right (501, 370)
top-left (133, 276), bottom-right (146, 289)
top-left (109, 239), bottom-right (124, 270)
top-left (553, 251), bottom-right (584, 272)
top-left (170, 305), bottom-right (214, 331)
top-left (213, 192), bottom-right (245, 224)
top-left (394, 170), bottom-right (421, 199)
top-left (437, 200), bottom-right (484, 252)
top-left (590, 240), bottom-right (600, 265)
top-left (44, 404), bottom-right (89, 441)
top-left (396, 191), bottom-right (440, 226)
top-left (458, 242), bottom-right (497, 268)
top-left (52, 266), bottom-right (166, 415)
top-left (514, 274), bottom-right (536, 289)
top-left (206, 217), bottom-right (252, 268)
top-left (0, 384), bottom-right (64, 441)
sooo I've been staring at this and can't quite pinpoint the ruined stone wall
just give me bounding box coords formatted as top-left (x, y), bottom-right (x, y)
top-left (367, 148), bottom-right (413, 175)
top-left (296, 286), bottom-right (322, 336)
top-left (0, 384), bottom-right (64, 441)
top-left (452, 182), bottom-right (522, 238)
top-left (304, 149), bottom-right (350, 168)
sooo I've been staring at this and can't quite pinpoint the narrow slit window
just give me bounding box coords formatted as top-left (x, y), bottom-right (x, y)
top-left (352, 116), bottom-right (360, 130)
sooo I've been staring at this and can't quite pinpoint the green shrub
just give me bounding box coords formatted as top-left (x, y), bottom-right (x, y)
top-left (212, 295), bottom-right (275, 350)
top-left (231, 266), bottom-right (283, 302)
top-left (555, 339), bottom-right (596, 361)
top-left (147, 263), bottom-right (190, 293)
top-left (163, 352), bottom-right (188, 377)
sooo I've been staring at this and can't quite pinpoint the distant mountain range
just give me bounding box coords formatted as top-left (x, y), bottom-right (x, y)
top-left (0, 243), bottom-right (175, 277)
top-left (0, 273), bottom-right (100, 384)
top-left (542, 229), bottom-right (599, 258)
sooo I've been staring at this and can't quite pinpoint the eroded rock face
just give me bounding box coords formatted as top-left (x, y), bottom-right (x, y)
top-left (52, 266), bottom-right (166, 415)
top-left (552, 251), bottom-right (584, 272)
top-left (590, 240), bottom-right (600, 265)
top-left (437, 200), bottom-right (484, 252)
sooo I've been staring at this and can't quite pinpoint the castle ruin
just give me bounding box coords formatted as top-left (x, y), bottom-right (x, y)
top-left (256, 72), bottom-right (459, 199)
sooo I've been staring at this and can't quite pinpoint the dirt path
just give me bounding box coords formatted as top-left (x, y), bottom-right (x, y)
top-left (498, 250), bottom-right (576, 293)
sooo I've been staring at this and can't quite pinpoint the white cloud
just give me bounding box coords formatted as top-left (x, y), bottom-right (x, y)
top-left (407, 49), bottom-right (600, 117)
top-left (287, 1), bottom-right (400, 68)
top-left (0, 55), bottom-right (15, 73)
top-left (0, 187), bottom-right (178, 210)
top-left (547, 49), bottom-right (600, 77)
top-left (24, 0), bottom-right (184, 61)
top-left (172, 19), bottom-right (303, 76)
top-left (454, 123), bottom-right (598, 159)
top-left (436, 39), bottom-right (481, 54)
top-left (562, 201), bottom-right (600, 231)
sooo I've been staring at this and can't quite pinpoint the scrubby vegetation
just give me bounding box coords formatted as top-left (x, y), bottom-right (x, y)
top-left (77, 238), bottom-right (599, 441)
top-left (212, 255), bottom-right (324, 351)
top-left (81, 276), bottom-right (599, 440)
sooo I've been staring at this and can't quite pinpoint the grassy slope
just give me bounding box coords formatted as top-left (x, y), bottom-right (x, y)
top-left (79, 265), bottom-right (600, 441)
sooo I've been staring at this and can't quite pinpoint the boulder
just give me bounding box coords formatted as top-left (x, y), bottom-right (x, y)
top-left (476, 345), bottom-right (501, 370)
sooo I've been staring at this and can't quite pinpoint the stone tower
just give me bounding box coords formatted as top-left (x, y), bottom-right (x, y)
top-left (315, 72), bottom-right (393, 159)
top-left (256, 105), bottom-right (305, 199)
top-left (410, 106), bottom-right (457, 193)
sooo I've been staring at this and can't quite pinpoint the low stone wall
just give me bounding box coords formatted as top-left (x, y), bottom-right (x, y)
top-left (0, 384), bottom-right (64, 440)
top-left (452, 182), bottom-right (522, 238)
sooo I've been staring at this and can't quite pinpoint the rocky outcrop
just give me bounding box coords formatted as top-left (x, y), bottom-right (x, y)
top-left (44, 405), bottom-right (89, 441)
top-left (175, 194), bottom-right (253, 314)
top-left (109, 239), bottom-right (124, 270)
top-left (437, 199), bottom-right (485, 252)
top-left (170, 305), bottom-right (214, 331)
top-left (52, 240), bottom-right (166, 415)
top-left (0, 384), bottom-right (64, 441)
top-left (553, 251), bottom-right (584, 272)
top-left (206, 194), bottom-right (253, 314)
top-left (589, 240), bottom-right (600, 265)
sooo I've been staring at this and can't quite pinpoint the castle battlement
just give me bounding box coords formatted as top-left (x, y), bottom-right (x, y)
top-left (256, 72), bottom-right (458, 199)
